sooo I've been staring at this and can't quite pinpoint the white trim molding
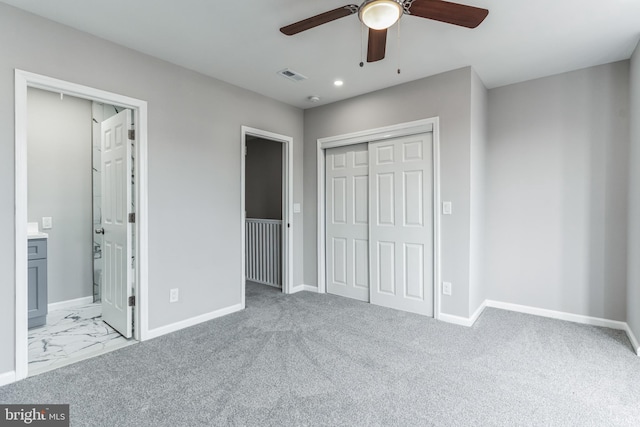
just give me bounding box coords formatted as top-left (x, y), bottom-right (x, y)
top-left (290, 284), bottom-right (319, 294)
top-left (48, 296), bottom-right (94, 312)
top-left (438, 300), bottom-right (486, 327)
top-left (624, 324), bottom-right (640, 356)
top-left (485, 300), bottom-right (628, 330)
top-left (485, 300), bottom-right (639, 356)
top-left (316, 118), bottom-right (442, 319)
top-left (438, 300), bottom-right (640, 357)
top-left (145, 304), bottom-right (243, 340)
top-left (437, 313), bottom-right (477, 327)
top-left (14, 70), bottom-right (150, 381)
top-left (0, 371), bottom-right (16, 387)
top-left (318, 119), bottom-right (434, 150)
top-left (469, 300), bottom-right (487, 325)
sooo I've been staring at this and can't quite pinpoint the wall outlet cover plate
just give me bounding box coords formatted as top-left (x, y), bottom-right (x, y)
top-left (42, 217), bottom-right (53, 229)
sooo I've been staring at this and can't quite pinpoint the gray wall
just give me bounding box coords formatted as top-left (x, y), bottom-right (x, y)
top-left (0, 3), bottom-right (303, 375)
top-left (485, 62), bottom-right (630, 321)
top-left (27, 88), bottom-right (93, 304)
top-left (628, 43), bottom-right (640, 343)
top-left (304, 67), bottom-right (474, 318)
top-left (469, 70), bottom-right (488, 315)
top-left (245, 137), bottom-right (282, 220)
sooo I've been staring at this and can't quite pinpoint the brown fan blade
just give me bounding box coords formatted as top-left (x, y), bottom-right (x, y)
top-left (367, 28), bottom-right (387, 62)
top-left (280, 5), bottom-right (358, 36)
top-left (409, 0), bottom-right (489, 29)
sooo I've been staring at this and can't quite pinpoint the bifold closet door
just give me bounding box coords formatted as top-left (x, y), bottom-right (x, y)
top-left (369, 133), bottom-right (434, 316)
top-left (325, 143), bottom-right (369, 301)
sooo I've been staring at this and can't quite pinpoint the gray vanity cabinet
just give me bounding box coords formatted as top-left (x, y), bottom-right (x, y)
top-left (28, 238), bottom-right (48, 328)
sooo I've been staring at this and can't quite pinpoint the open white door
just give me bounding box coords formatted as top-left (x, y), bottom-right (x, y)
top-left (100, 109), bottom-right (133, 338)
top-left (325, 144), bottom-right (369, 301)
top-left (369, 133), bottom-right (434, 316)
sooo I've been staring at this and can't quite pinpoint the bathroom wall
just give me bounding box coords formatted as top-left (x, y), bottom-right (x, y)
top-left (245, 137), bottom-right (282, 220)
top-left (27, 88), bottom-right (93, 304)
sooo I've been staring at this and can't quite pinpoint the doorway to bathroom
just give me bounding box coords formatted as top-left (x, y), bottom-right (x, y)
top-left (26, 88), bottom-right (134, 376)
top-left (15, 70), bottom-right (149, 382)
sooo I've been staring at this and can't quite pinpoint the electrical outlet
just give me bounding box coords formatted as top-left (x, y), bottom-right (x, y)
top-left (42, 217), bottom-right (53, 229)
top-left (169, 288), bottom-right (179, 303)
top-left (442, 282), bottom-right (452, 296)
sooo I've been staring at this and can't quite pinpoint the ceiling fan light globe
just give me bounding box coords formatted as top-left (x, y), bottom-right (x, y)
top-left (359, 0), bottom-right (402, 30)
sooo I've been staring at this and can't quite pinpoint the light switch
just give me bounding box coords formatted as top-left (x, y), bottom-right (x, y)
top-left (42, 217), bottom-right (53, 229)
top-left (442, 202), bottom-right (452, 215)
top-left (293, 203), bottom-right (301, 213)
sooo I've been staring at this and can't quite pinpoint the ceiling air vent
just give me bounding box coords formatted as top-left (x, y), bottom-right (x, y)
top-left (277, 68), bottom-right (308, 82)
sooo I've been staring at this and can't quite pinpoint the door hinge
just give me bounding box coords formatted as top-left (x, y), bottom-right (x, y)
top-left (128, 213), bottom-right (136, 223)
top-left (128, 295), bottom-right (136, 307)
top-left (128, 129), bottom-right (135, 140)
top-left (244, 146), bottom-right (247, 156)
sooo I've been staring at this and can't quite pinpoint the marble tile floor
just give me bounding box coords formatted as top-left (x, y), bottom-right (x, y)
top-left (28, 303), bottom-right (134, 377)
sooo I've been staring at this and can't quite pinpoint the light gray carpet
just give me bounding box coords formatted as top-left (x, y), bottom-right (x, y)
top-left (2, 282), bottom-right (639, 426)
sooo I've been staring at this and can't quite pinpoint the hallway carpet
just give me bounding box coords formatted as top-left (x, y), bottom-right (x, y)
top-left (2, 282), bottom-right (639, 426)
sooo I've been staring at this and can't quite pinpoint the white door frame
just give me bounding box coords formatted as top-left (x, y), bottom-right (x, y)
top-left (14, 69), bottom-right (149, 382)
top-left (316, 117), bottom-right (443, 319)
top-left (240, 126), bottom-right (294, 305)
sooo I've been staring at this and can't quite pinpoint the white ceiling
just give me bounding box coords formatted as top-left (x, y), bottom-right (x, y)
top-left (2, 0), bottom-right (639, 109)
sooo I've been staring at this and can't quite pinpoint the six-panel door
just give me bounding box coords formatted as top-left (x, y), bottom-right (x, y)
top-left (368, 133), bottom-right (434, 316)
top-left (325, 143), bottom-right (370, 302)
top-left (101, 109), bottom-right (133, 338)
top-left (324, 134), bottom-right (434, 316)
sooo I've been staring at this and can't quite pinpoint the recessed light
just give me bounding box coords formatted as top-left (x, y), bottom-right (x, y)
top-left (334, 80), bottom-right (344, 87)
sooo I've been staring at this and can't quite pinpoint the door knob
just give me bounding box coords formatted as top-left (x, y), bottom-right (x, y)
top-left (95, 228), bottom-right (104, 234)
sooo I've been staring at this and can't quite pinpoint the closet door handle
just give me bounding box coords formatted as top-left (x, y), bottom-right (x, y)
top-left (95, 228), bottom-right (104, 235)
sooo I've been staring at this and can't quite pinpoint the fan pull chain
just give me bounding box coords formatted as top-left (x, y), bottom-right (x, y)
top-left (397, 19), bottom-right (401, 75)
top-left (359, 22), bottom-right (365, 68)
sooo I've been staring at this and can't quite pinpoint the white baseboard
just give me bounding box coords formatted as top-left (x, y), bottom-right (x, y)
top-left (290, 284), bottom-right (318, 294)
top-left (144, 303), bottom-right (243, 340)
top-left (469, 300), bottom-right (487, 325)
top-left (438, 300), bottom-right (487, 327)
top-left (486, 300), bottom-right (640, 356)
top-left (0, 370), bottom-right (16, 387)
top-left (438, 299), bottom-right (638, 356)
top-left (485, 300), bottom-right (628, 330)
top-left (625, 324), bottom-right (640, 356)
top-left (48, 296), bottom-right (93, 312)
top-left (437, 313), bottom-right (475, 327)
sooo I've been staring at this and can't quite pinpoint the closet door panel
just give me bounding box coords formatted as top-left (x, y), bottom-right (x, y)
top-left (369, 133), bottom-right (434, 316)
top-left (326, 144), bottom-right (369, 302)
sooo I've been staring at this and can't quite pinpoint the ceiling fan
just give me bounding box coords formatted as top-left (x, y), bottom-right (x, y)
top-left (280, 0), bottom-right (489, 63)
